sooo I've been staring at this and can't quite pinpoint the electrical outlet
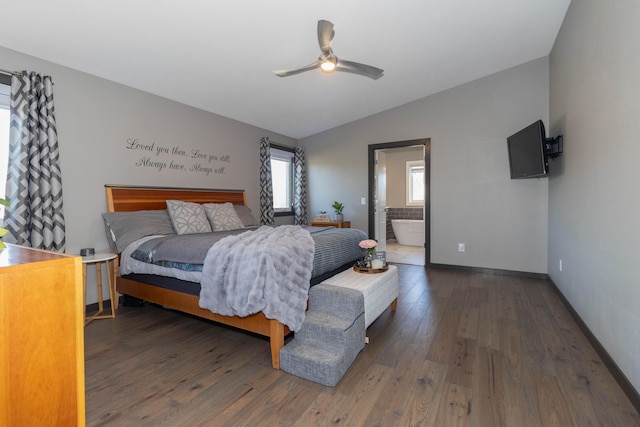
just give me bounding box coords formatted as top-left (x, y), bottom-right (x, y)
top-left (458, 243), bottom-right (465, 252)
top-left (361, 197), bottom-right (367, 205)
top-left (559, 259), bottom-right (563, 272)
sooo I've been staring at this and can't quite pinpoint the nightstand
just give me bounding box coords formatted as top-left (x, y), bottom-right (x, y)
top-left (309, 220), bottom-right (351, 228)
top-left (82, 252), bottom-right (118, 325)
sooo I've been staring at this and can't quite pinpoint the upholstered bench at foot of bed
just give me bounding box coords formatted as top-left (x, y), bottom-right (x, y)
top-left (320, 264), bottom-right (399, 329)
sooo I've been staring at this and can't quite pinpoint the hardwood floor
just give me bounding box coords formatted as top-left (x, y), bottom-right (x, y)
top-left (85, 265), bottom-right (640, 426)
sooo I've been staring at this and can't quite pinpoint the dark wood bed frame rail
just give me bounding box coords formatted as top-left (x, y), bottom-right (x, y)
top-left (105, 184), bottom-right (290, 369)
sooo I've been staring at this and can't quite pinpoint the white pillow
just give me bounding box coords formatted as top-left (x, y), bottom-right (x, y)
top-left (204, 202), bottom-right (245, 231)
top-left (166, 200), bottom-right (212, 235)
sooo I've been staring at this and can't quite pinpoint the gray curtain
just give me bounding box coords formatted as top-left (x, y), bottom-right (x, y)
top-left (5, 71), bottom-right (66, 251)
top-left (293, 147), bottom-right (308, 225)
top-left (259, 137), bottom-right (274, 225)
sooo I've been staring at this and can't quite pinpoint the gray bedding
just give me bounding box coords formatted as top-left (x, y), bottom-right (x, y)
top-left (130, 225), bottom-right (367, 278)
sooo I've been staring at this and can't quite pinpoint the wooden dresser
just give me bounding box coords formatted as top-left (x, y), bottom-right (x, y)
top-left (0, 244), bottom-right (85, 426)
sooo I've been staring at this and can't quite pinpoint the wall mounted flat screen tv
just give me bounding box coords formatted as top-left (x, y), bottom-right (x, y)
top-left (507, 120), bottom-right (548, 179)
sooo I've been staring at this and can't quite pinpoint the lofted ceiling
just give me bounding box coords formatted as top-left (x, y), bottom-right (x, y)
top-left (0, 1), bottom-right (570, 139)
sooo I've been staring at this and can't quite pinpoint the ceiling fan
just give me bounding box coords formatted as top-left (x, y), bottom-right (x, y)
top-left (275, 20), bottom-right (384, 80)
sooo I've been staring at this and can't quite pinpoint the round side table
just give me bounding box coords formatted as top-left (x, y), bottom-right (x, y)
top-left (82, 252), bottom-right (118, 325)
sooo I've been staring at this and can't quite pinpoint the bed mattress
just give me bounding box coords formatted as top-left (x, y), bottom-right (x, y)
top-left (119, 225), bottom-right (368, 283)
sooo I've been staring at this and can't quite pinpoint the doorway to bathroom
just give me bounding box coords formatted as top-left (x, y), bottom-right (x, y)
top-left (367, 139), bottom-right (430, 266)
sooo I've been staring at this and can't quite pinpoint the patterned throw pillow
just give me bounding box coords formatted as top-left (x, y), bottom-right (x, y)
top-left (166, 200), bottom-right (213, 235)
top-left (204, 202), bottom-right (245, 231)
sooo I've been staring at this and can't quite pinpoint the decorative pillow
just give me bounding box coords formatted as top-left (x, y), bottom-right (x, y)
top-left (166, 200), bottom-right (213, 235)
top-left (102, 210), bottom-right (175, 253)
top-left (233, 205), bottom-right (259, 227)
top-left (204, 202), bottom-right (245, 231)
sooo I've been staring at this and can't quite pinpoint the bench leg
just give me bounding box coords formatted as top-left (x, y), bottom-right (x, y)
top-left (391, 297), bottom-right (398, 311)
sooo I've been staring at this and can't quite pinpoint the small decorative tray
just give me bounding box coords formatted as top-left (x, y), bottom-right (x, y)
top-left (353, 264), bottom-right (389, 274)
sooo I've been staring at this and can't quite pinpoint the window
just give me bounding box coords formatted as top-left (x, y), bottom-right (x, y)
top-left (406, 160), bottom-right (424, 206)
top-left (270, 146), bottom-right (294, 215)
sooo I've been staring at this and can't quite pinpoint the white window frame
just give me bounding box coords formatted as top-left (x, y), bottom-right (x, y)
top-left (406, 160), bottom-right (424, 206)
top-left (270, 147), bottom-right (294, 215)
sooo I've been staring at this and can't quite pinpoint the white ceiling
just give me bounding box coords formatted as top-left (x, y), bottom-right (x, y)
top-left (0, 1), bottom-right (570, 139)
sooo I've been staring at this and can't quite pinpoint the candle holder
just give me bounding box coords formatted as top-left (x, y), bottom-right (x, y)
top-left (371, 251), bottom-right (386, 269)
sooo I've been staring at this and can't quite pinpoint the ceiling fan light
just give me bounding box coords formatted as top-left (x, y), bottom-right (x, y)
top-left (321, 60), bottom-right (336, 72)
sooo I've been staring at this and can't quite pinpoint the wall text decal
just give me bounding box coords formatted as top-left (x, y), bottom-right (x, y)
top-left (125, 138), bottom-right (231, 176)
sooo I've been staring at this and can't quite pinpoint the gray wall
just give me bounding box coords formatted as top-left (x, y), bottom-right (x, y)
top-left (0, 46), bottom-right (295, 304)
top-left (300, 57), bottom-right (550, 273)
top-left (549, 0), bottom-right (640, 392)
top-left (385, 146), bottom-right (423, 208)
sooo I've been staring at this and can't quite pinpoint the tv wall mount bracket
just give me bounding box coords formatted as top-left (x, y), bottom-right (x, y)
top-left (545, 135), bottom-right (563, 160)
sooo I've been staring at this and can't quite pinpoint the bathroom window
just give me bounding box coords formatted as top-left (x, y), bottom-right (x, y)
top-left (406, 160), bottom-right (424, 206)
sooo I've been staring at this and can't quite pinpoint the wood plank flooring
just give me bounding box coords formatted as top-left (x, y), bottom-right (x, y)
top-left (84, 265), bottom-right (640, 426)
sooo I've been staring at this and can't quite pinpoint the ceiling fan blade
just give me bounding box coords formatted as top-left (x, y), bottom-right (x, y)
top-left (274, 60), bottom-right (322, 77)
top-left (317, 20), bottom-right (335, 53)
top-left (336, 59), bottom-right (384, 80)
top-left (275, 20), bottom-right (384, 80)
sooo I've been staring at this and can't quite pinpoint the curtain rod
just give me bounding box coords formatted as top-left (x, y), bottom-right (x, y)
top-left (0, 68), bottom-right (19, 77)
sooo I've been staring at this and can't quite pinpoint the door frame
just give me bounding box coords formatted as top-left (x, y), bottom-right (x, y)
top-left (368, 138), bottom-right (431, 266)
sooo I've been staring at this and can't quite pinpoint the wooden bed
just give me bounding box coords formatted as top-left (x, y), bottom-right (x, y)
top-left (105, 184), bottom-right (290, 369)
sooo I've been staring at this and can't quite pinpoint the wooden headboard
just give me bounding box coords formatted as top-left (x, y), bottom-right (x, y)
top-left (105, 185), bottom-right (247, 212)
